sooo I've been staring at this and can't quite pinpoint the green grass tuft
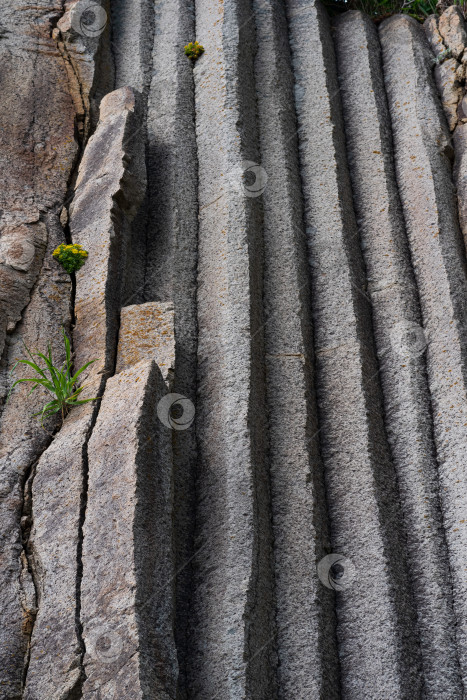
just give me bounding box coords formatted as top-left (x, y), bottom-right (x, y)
top-left (7, 328), bottom-right (100, 427)
top-left (324, 0), bottom-right (466, 22)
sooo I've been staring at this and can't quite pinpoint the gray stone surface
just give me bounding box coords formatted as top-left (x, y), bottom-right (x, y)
top-left (3, 1), bottom-right (467, 696)
top-left (453, 122), bottom-right (467, 239)
top-left (434, 58), bottom-right (463, 131)
top-left (116, 302), bottom-right (175, 384)
top-left (0, 0), bottom-right (78, 360)
top-left (55, 0), bottom-right (114, 141)
top-left (380, 13), bottom-right (467, 690)
top-left (336, 11), bottom-right (462, 697)
top-left (81, 359), bottom-right (176, 699)
top-left (425, 14), bottom-right (446, 57)
top-left (254, 0), bottom-right (338, 696)
top-left (426, 9), bottom-right (467, 261)
top-left (144, 2), bottom-right (199, 693)
top-left (0, 213), bottom-right (72, 699)
top-left (0, 2), bottom-right (80, 693)
top-left (188, 0), bottom-right (276, 696)
top-left (22, 87), bottom-right (146, 699)
top-left (438, 5), bottom-right (467, 60)
top-left (286, 1), bottom-right (422, 697)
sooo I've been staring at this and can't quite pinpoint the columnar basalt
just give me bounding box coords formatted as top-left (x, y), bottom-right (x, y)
top-left (336, 11), bottom-right (462, 697)
top-left (188, 0), bottom-right (276, 696)
top-left (254, 0), bottom-right (338, 696)
top-left (380, 13), bottom-right (467, 689)
top-left (3, 1), bottom-right (467, 697)
top-left (286, 1), bottom-right (421, 696)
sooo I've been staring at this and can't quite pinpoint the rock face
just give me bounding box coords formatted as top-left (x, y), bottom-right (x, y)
top-left (335, 11), bottom-right (462, 698)
top-left (23, 86), bottom-right (147, 700)
top-left (82, 359), bottom-right (176, 700)
top-left (2, 1), bottom-right (467, 698)
top-left (381, 13), bottom-right (467, 691)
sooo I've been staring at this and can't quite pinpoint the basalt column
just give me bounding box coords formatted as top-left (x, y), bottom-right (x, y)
top-left (188, 0), bottom-right (276, 696)
top-left (22, 87), bottom-right (146, 699)
top-left (253, 0), bottom-right (338, 696)
top-left (286, 1), bottom-right (422, 696)
top-left (335, 11), bottom-right (462, 697)
top-left (380, 15), bottom-right (467, 690)
top-left (144, 0), bottom-right (199, 694)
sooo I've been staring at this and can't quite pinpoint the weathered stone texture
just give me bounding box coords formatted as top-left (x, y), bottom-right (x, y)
top-left (54, 0), bottom-right (114, 141)
top-left (254, 0), bottom-right (338, 696)
top-left (4, 0), bottom-right (467, 697)
top-left (116, 302), bottom-right (175, 383)
top-left (287, 1), bottom-right (422, 697)
top-left (336, 11), bottom-right (462, 697)
top-left (0, 214), bottom-right (72, 699)
top-left (0, 0), bottom-right (78, 359)
top-left (82, 359), bottom-right (176, 700)
top-left (380, 13), bottom-right (467, 689)
top-left (23, 87), bottom-right (146, 699)
top-left (438, 5), bottom-right (467, 59)
top-left (188, 0), bottom-right (275, 696)
top-left (144, 3), bottom-right (199, 693)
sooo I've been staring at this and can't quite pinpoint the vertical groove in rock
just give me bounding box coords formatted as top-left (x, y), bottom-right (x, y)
top-left (188, 0), bottom-right (276, 695)
top-left (110, 0), bottom-right (155, 307)
top-left (335, 11), bottom-right (463, 697)
top-left (286, 1), bottom-right (422, 697)
top-left (22, 87), bottom-right (147, 700)
top-left (380, 15), bottom-right (467, 691)
top-left (253, 0), bottom-right (338, 696)
top-left (110, 0), bottom-right (154, 94)
top-left (144, 1), bottom-right (199, 694)
top-left (54, 0), bottom-right (114, 145)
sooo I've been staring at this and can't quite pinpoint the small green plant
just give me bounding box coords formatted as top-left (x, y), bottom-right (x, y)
top-left (8, 328), bottom-right (99, 426)
top-left (52, 243), bottom-right (88, 274)
top-left (324, 0), bottom-right (442, 21)
top-left (184, 41), bottom-right (204, 60)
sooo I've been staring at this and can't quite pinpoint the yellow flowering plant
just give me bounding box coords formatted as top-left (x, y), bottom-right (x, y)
top-left (184, 41), bottom-right (204, 60)
top-left (52, 243), bottom-right (88, 274)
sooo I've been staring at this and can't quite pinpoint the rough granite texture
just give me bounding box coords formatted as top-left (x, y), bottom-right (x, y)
top-left (116, 302), bottom-right (175, 384)
top-left (82, 359), bottom-right (176, 699)
top-left (144, 2), bottom-right (199, 691)
top-left (0, 0), bottom-right (78, 360)
top-left (22, 87), bottom-right (146, 699)
top-left (254, 0), bottom-right (338, 696)
top-left (336, 11), bottom-right (462, 697)
top-left (380, 13), bottom-right (467, 690)
top-left (425, 8), bottom-right (467, 269)
top-left (0, 214), bottom-right (72, 699)
top-left (3, 1), bottom-right (467, 697)
top-left (287, 1), bottom-right (422, 697)
top-left (188, 0), bottom-right (276, 696)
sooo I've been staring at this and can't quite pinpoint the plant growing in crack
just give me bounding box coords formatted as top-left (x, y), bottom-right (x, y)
top-left (7, 328), bottom-right (99, 427)
top-left (52, 243), bottom-right (88, 274)
top-left (184, 40), bottom-right (204, 60)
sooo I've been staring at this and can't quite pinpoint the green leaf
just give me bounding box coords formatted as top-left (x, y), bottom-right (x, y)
top-left (9, 329), bottom-right (100, 424)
